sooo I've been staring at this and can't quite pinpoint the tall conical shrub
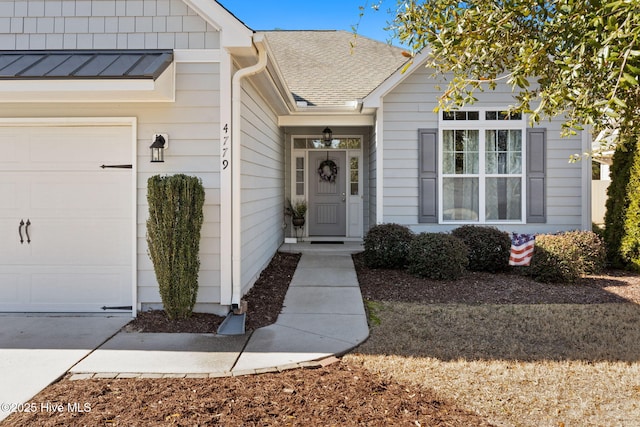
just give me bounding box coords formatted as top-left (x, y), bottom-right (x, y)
top-left (604, 137), bottom-right (640, 270)
top-left (147, 174), bottom-right (205, 319)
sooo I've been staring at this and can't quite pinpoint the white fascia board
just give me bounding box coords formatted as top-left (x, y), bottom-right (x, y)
top-left (182, 0), bottom-right (253, 48)
top-left (363, 50), bottom-right (430, 108)
top-left (278, 114), bottom-right (374, 127)
top-left (0, 63), bottom-right (175, 103)
top-left (174, 49), bottom-right (221, 63)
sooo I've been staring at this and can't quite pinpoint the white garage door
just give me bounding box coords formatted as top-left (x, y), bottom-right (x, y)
top-left (0, 124), bottom-right (133, 312)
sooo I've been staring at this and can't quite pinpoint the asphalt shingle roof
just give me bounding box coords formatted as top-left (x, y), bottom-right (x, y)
top-left (0, 50), bottom-right (173, 80)
top-left (262, 31), bottom-right (407, 107)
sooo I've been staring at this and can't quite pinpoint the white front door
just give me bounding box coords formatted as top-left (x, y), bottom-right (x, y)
top-left (308, 151), bottom-right (347, 236)
top-left (0, 125), bottom-right (133, 312)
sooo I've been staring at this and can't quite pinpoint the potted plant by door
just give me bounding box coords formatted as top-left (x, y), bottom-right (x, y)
top-left (286, 198), bottom-right (307, 227)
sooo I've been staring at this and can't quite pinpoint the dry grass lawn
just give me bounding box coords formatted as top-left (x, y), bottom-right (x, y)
top-left (345, 302), bottom-right (640, 426)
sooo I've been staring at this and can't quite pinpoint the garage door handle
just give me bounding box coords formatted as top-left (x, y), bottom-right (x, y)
top-left (25, 219), bottom-right (31, 244)
top-left (18, 220), bottom-right (24, 244)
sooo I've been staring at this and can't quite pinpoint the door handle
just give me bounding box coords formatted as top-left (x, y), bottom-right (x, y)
top-left (25, 219), bottom-right (31, 244)
top-left (18, 220), bottom-right (24, 244)
top-left (342, 192), bottom-right (346, 202)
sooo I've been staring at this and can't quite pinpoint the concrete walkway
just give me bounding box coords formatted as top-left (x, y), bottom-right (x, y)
top-left (70, 245), bottom-right (368, 379)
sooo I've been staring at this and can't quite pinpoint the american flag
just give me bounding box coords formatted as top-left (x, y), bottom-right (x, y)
top-left (509, 233), bottom-right (535, 266)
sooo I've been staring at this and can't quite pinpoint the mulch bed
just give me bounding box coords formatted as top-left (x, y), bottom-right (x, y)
top-left (123, 252), bottom-right (301, 333)
top-left (4, 363), bottom-right (492, 427)
top-left (352, 252), bottom-right (640, 305)
top-left (6, 251), bottom-right (640, 427)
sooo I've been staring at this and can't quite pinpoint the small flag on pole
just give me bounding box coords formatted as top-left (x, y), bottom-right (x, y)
top-left (509, 233), bottom-right (535, 266)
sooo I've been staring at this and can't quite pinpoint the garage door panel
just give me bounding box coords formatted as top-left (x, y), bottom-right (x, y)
top-left (30, 270), bottom-right (129, 306)
top-left (30, 219), bottom-right (131, 266)
top-left (0, 222), bottom-right (28, 263)
top-left (28, 128), bottom-right (131, 171)
top-left (29, 173), bottom-right (130, 218)
top-left (0, 175), bottom-right (28, 221)
top-left (0, 273), bottom-right (23, 304)
top-left (0, 124), bottom-right (133, 313)
top-left (0, 131), bottom-right (28, 170)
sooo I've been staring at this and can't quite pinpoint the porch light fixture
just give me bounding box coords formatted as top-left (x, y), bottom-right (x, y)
top-left (150, 134), bottom-right (167, 163)
top-left (322, 127), bottom-right (333, 147)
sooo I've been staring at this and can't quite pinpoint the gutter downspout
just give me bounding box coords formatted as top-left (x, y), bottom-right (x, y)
top-left (230, 35), bottom-right (268, 308)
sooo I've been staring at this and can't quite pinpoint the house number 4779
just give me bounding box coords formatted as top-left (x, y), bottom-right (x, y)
top-left (222, 123), bottom-right (229, 170)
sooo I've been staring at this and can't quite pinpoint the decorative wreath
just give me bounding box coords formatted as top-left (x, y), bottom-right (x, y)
top-left (318, 159), bottom-right (339, 183)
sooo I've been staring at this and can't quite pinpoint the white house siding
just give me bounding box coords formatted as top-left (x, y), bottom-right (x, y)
top-left (381, 65), bottom-right (585, 235)
top-left (368, 121), bottom-right (377, 229)
top-left (0, 60), bottom-right (223, 312)
top-left (239, 78), bottom-right (285, 294)
top-left (0, 1), bottom-right (226, 312)
top-left (0, 0), bottom-right (219, 50)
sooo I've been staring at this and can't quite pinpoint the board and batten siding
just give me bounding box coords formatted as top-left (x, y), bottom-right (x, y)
top-left (0, 61), bottom-right (224, 313)
top-left (0, 0), bottom-right (220, 50)
top-left (239, 77), bottom-right (285, 295)
top-left (380, 65), bottom-right (586, 234)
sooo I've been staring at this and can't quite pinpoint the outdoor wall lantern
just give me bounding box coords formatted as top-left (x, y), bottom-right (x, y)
top-left (150, 134), bottom-right (168, 163)
top-left (322, 127), bottom-right (333, 147)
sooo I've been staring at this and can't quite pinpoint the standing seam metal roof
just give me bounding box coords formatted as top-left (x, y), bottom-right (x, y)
top-left (0, 50), bottom-right (173, 80)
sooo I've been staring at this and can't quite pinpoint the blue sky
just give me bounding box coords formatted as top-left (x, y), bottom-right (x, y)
top-left (219, 1), bottom-right (400, 45)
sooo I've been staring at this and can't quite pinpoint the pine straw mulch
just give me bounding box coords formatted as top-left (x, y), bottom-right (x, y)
top-left (6, 251), bottom-right (640, 426)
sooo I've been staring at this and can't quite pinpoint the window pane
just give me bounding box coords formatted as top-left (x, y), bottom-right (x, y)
top-left (350, 157), bottom-right (359, 195)
top-left (486, 111), bottom-right (497, 120)
top-left (468, 111), bottom-right (479, 120)
top-left (486, 153), bottom-right (497, 174)
top-left (455, 111), bottom-right (466, 120)
top-left (296, 157), bottom-right (304, 169)
top-left (294, 139), bottom-right (307, 149)
top-left (509, 153), bottom-right (522, 174)
top-left (296, 170), bottom-right (304, 182)
top-left (443, 152), bottom-right (455, 174)
top-left (465, 130), bottom-right (479, 151)
top-left (486, 178), bottom-right (521, 220)
top-left (498, 130), bottom-right (508, 151)
top-left (443, 178), bottom-right (479, 221)
top-left (509, 130), bottom-right (522, 151)
top-left (443, 111), bottom-right (455, 120)
top-left (296, 183), bottom-right (304, 195)
top-left (443, 130), bottom-right (454, 151)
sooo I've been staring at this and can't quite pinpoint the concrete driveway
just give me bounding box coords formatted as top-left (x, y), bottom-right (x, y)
top-left (0, 316), bottom-right (130, 422)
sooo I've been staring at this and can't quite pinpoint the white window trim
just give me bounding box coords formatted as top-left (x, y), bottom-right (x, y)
top-left (438, 109), bottom-right (527, 225)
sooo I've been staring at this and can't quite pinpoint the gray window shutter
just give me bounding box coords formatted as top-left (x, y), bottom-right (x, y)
top-left (418, 129), bottom-right (438, 223)
top-left (526, 128), bottom-right (546, 223)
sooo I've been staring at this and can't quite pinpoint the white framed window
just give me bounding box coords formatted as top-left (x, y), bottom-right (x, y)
top-left (439, 110), bottom-right (526, 223)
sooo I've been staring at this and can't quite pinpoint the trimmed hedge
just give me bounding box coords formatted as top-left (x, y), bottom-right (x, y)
top-left (527, 231), bottom-right (606, 283)
top-left (451, 225), bottom-right (511, 272)
top-left (562, 230), bottom-right (606, 274)
top-left (363, 223), bottom-right (414, 269)
top-left (147, 174), bottom-right (205, 319)
top-left (407, 233), bottom-right (468, 280)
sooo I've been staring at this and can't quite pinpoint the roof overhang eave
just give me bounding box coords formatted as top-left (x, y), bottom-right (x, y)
top-left (0, 62), bottom-right (175, 103)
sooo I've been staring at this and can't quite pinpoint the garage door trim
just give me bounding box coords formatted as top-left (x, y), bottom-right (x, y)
top-left (0, 117), bottom-right (137, 316)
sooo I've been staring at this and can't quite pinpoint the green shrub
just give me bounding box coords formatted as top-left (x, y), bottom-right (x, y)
top-left (451, 225), bottom-right (511, 272)
top-left (407, 233), bottom-right (468, 280)
top-left (527, 234), bottom-right (581, 283)
top-left (604, 137), bottom-right (640, 270)
top-left (147, 174), bottom-right (205, 319)
top-left (363, 223), bottom-right (414, 269)
top-left (562, 230), bottom-right (607, 274)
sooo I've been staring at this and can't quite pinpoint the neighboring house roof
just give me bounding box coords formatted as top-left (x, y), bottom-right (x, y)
top-left (262, 30), bottom-right (407, 108)
top-left (0, 50), bottom-right (173, 80)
